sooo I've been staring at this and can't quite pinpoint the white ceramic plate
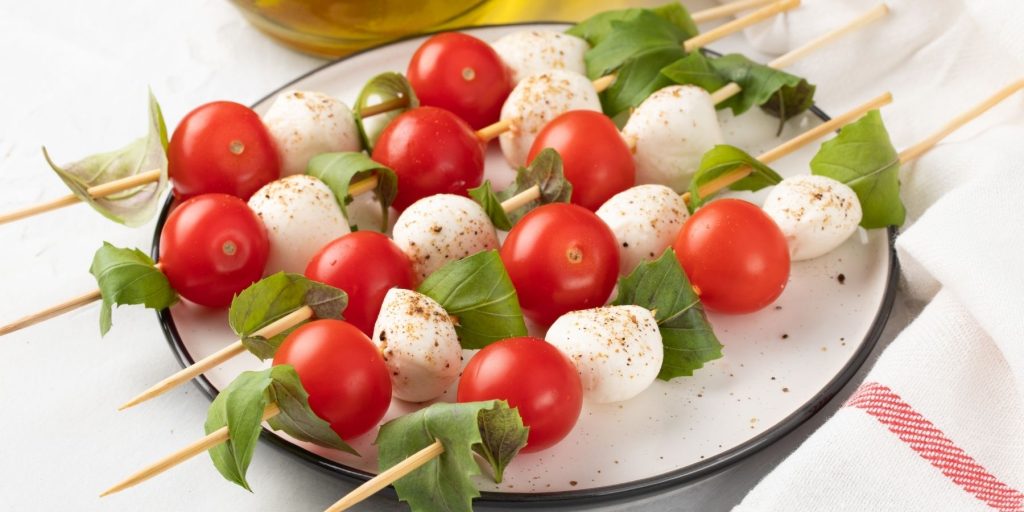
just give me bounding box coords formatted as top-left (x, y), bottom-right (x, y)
top-left (155, 23), bottom-right (897, 506)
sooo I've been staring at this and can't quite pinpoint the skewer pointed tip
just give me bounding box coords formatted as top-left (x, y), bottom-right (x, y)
top-left (118, 392), bottom-right (149, 411)
top-left (99, 486), bottom-right (120, 498)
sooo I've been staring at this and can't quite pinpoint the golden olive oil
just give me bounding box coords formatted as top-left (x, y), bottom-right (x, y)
top-left (232, 0), bottom-right (671, 57)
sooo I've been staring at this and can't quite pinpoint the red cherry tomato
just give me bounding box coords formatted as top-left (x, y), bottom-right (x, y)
top-left (500, 203), bottom-right (619, 325)
top-left (458, 337), bottom-right (583, 453)
top-left (527, 110), bottom-right (635, 211)
top-left (159, 193), bottom-right (269, 308)
top-left (407, 32), bottom-right (512, 129)
top-left (305, 232), bottom-right (416, 337)
top-left (168, 101), bottom-right (280, 201)
top-left (673, 198), bottom-right (790, 314)
top-left (273, 319), bottom-right (392, 439)
top-left (372, 106), bottom-right (484, 211)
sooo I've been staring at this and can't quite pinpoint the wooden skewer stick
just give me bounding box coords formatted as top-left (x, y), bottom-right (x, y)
top-left (359, 96), bottom-right (410, 118)
top-left (710, 3), bottom-right (889, 105)
top-left (0, 169), bottom-right (163, 226)
top-left (684, 0), bottom-right (799, 54)
top-left (682, 91), bottom-right (893, 203)
top-left (101, 403), bottom-right (280, 497)
top-left (0, 289), bottom-right (102, 337)
top-left (691, 0), bottom-right (779, 24)
top-left (118, 306), bottom-right (313, 410)
top-left (898, 79), bottom-right (1024, 164)
top-left (0, 261), bottom-right (162, 338)
top-left (324, 440), bottom-right (445, 512)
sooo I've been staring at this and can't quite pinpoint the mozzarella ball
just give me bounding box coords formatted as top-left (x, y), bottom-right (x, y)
top-left (596, 185), bottom-right (689, 274)
top-left (248, 175), bottom-right (349, 274)
top-left (622, 85), bottom-right (724, 191)
top-left (499, 70), bottom-right (601, 168)
top-left (392, 194), bottom-right (499, 282)
top-left (491, 30), bottom-right (588, 84)
top-left (545, 305), bottom-right (663, 403)
top-left (262, 90), bottom-right (360, 176)
top-left (762, 175), bottom-right (863, 261)
top-left (372, 289), bottom-right (461, 402)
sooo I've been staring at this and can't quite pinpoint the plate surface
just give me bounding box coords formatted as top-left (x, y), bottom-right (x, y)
top-left (155, 23), bottom-right (897, 505)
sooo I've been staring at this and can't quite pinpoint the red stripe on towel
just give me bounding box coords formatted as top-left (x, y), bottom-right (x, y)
top-left (846, 382), bottom-right (1024, 512)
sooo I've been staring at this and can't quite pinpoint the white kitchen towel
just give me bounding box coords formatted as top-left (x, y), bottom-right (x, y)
top-left (729, 0), bottom-right (1024, 510)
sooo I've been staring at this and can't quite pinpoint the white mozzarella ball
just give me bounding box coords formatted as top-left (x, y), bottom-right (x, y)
top-left (248, 175), bottom-right (349, 274)
top-left (372, 289), bottom-right (461, 402)
top-left (392, 194), bottom-right (499, 281)
top-left (262, 90), bottom-right (361, 176)
top-left (499, 70), bottom-right (601, 168)
top-left (545, 305), bottom-right (663, 403)
top-left (622, 85), bottom-right (724, 191)
top-left (491, 30), bottom-right (588, 84)
top-left (762, 175), bottom-right (863, 261)
top-left (596, 185), bottom-right (689, 275)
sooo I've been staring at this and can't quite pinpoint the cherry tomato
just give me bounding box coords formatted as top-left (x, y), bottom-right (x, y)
top-left (407, 32), bottom-right (512, 129)
top-left (159, 193), bottom-right (269, 308)
top-left (305, 232), bottom-right (416, 337)
top-left (458, 337), bottom-right (583, 453)
top-left (527, 111), bottom-right (635, 211)
top-left (273, 319), bottom-right (392, 439)
top-left (500, 203), bottom-right (619, 325)
top-left (168, 101), bottom-right (280, 200)
top-left (372, 106), bottom-right (485, 211)
top-left (673, 198), bottom-right (790, 314)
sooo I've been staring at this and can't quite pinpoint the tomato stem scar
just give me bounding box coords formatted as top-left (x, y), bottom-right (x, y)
top-left (566, 247), bottom-right (583, 264)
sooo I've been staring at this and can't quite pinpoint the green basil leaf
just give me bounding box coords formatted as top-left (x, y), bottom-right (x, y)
top-left (307, 152), bottom-right (398, 232)
top-left (469, 151), bottom-right (571, 230)
top-left (43, 92), bottom-right (168, 227)
top-left (228, 273), bottom-right (347, 359)
top-left (761, 78), bottom-right (816, 134)
top-left (496, 148), bottom-right (572, 224)
top-left (710, 54), bottom-right (814, 118)
top-left (600, 46), bottom-right (686, 118)
top-left (568, 3), bottom-right (698, 47)
top-left (811, 110), bottom-right (905, 228)
top-left (376, 400), bottom-right (527, 511)
top-left (662, 53), bottom-right (816, 124)
top-left (205, 366), bottom-right (355, 491)
top-left (660, 52), bottom-right (730, 94)
top-left (651, 3), bottom-right (699, 39)
top-left (687, 145), bottom-right (783, 210)
top-left (89, 242), bottom-right (177, 336)
top-left (205, 369), bottom-right (273, 491)
top-left (467, 181), bottom-right (512, 231)
top-left (417, 250), bottom-right (526, 350)
top-left (612, 249), bottom-right (722, 379)
top-left (353, 72), bottom-right (419, 151)
top-left (473, 403), bottom-right (528, 483)
top-left (266, 365), bottom-right (356, 454)
top-left (584, 11), bottom-right (690, 80)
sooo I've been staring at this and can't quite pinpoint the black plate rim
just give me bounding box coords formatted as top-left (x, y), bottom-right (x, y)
top-left (154, 21), bottom-right (900, 507)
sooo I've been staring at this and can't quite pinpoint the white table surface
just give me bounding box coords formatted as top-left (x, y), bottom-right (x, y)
top-left (0, 1), bottom-right (915, 510)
